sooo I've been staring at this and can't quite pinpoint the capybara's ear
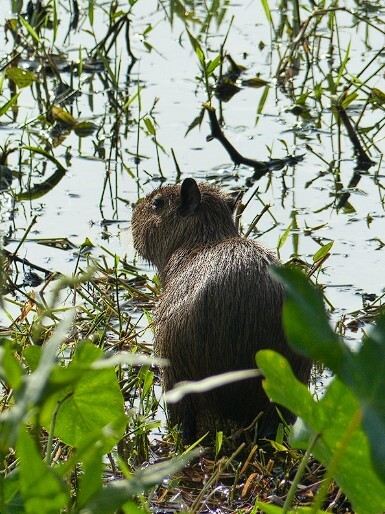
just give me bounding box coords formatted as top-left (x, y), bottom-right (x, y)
top-left (179, 178), bottom-right (201, 216)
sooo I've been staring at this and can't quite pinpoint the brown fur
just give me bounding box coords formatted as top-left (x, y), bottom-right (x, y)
top-left (132, 178), bottom-right (311, 441)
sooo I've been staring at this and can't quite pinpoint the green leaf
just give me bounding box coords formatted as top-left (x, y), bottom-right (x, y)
top-left (6, 68), bottom-right (36, 88)
top-left (260, 0), bottom-right (272, 24)
top-left (74, 121), bottom-right (98, 137)
top-left (241, 77), bottom-right (269, 88)
top-left (52, 106), bottom-right (78, 127)
top-left (41, 342), bottom-right (126, 451)
top-left (206, 55), bottom-right (221, 76)
top-left (0, 93), bottom-right (20, 116)
top-left (18, 15), bottom-right (40, 43)
top-left (370, 87), bottom-right (385, 105)
top-left (0, 314), bottom-right (73, 451)
top-left (2, 468), bottom-right (24, 512)
top-left (272, 267), bottom-right (351, 373)
top-left (257, 350), bottom-right (385, 514)
top-left (341, 91), bottom-right (358, 110)
top-left (17, 428), bottom-right (69, 513)
top-left (277, 220), bottom-right (293, 252)
top-left (186, 28), bottom-right (205, 66)
top-left (313, 241), bottom-right (334, 262)
top-left (23, 146), bottom-right (66, 172)
top-left (143, 117), bottom-right (155, 136)
top-left (76, 443), bottom-right (103, 509)
top-left (336, 39), bottom-right (351, 85)
top-left (0, 340), bottom-right (23, 390)
top-left (345, 316), bottom-right (385, 481)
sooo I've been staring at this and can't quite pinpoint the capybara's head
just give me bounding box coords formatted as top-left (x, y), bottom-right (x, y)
top-left (132, 178), bottom-right (239, 271)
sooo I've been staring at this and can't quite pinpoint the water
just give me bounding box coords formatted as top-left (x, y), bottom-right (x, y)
top-left (1, 1), bottom-right (385, 337)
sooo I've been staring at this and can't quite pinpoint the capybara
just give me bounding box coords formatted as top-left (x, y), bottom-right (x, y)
top-left (132, 177), bottom-right (311, 441)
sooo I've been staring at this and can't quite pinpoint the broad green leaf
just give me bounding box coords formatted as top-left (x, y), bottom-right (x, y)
top-left (2, 468), bottom-right (23, 512)
top-left (41, 342), bottom-right (126, 451)
top-left (272, 267), bottom-right (351, 373)
top-left (0, 315), bottom-right (73, 450)
top-left (6, 67), bottom-right (36, 88)
top-left (313, 241), bottom-right (334, 262)
top-left (17, 428), bottom-right (68, 513)
top-left (345, 315), bottom-right (385, 481)
top-left (76, 443), bottom-right (103, 509)
top-left (257, 350), bottom-right (385, 514)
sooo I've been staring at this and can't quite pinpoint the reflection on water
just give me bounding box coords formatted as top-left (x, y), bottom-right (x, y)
top-left (0, 1), bottom-right (384, 336)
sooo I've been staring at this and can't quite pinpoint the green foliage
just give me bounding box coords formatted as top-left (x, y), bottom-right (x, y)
top-left (6, 68), bottom-right (36, 89)
top-left (0, 307), bottom-right (190, 513)
top-left (256, 267), bottom-right (385, 513)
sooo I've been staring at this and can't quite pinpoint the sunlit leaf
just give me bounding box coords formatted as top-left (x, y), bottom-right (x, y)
top-left (18, 15), bottom-right (40, 43)
top-left (206, 55), bottom-right (221, 76)
top-left (144, 117), bottom-right (156, 135)
top-left (52, 106), bottom-right (78, 127)
top-left (370, 87), bottom-right (385, 105)
top-left (313, 241), bottom-right (334, 262)
top-left (277, 220), bottom-right (293, 252)
top-left (41, 342), bottom-right (126, 451)
top-left (186, 28), bottom-right (205, 66)
top-left (341, 91), bottom-right (358, 109)
top-left (0, 93), bottom-right (20, 116)
top-left (0, 340), bottom-right (23, 391)
top-left (6, 67), bottom-right (36, 88)
top-left (260, 0), bottom-right (272, 24)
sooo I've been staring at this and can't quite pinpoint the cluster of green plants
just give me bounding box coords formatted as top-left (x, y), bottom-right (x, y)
top-left (1, 260), bottom-right (385, 512)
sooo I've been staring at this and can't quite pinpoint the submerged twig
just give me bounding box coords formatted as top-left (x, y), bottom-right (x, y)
top-left (203, 104), bottom-right (304, 179)
top-left (335, 104), bottom-right (374, 166)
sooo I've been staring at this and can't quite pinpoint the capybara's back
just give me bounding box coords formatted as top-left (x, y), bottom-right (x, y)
top-left (132, 178), bottom-right (311, 440)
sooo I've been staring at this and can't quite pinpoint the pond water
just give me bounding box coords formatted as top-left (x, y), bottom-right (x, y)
top-left (1, 0), bottom-right (385, 340)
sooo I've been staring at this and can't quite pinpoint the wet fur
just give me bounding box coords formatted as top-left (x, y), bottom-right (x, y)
top-left (132, 178), bottom-right (311, 440)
